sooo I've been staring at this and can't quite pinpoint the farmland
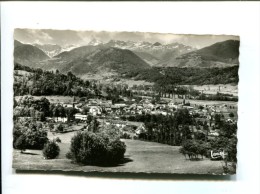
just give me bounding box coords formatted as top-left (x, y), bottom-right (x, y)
top-left (15, 95), bottom-right (75, 104)
top-left (183, 84), bottom-right (238, 96)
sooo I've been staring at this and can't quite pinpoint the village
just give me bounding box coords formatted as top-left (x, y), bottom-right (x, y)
top-left (11, 29), bottom-right (239, 174)
top-left (14, 86), bottom-right (238, 142)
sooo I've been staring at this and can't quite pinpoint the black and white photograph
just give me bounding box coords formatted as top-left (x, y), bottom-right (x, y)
top-left (12, 29), bottom-right (239, 175)
top-left (2, 2), bottom-right (260, 194)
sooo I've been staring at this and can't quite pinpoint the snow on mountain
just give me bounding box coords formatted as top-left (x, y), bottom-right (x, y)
top-left (34, 44), bottom-right (78, 58)
top-left (93, 40), bottom-right (197, 66)
top-left (88, 38), bottom-right (104, 46)
top-left (35, 39), bottom-right (196, 66)
top-left (101, 40), bottom-right (194, 52)
top-left (61, 45), bottom-right (78, 52)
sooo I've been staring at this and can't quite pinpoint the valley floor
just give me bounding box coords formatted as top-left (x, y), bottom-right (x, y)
top-left (13, 131), bottom-right (224, 174)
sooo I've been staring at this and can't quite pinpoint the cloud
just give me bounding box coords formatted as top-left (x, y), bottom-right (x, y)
top-left (14, 29), bottom-right (239, 48)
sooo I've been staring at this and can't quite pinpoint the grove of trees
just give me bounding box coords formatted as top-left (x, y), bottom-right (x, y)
top-left (66, 131), bottom-right (126, 165)
top-left (13, 120), bottom-right (49, 150)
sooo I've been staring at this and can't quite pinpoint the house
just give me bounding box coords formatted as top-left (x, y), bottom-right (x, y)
top-left (87, 99), bottom-right (99, 105)
top-left (183, 105), bottom-right (194, 110)
top-left (89, 106), bottom-right (102, 116)
top-left (143, 103), bottom-right (154, 109)
top-left (208, 131), bottom-right (220, 140)
top-left (75, 113), bottom-right (88, 121)
top-left (135, 123), bottom-right (146, 135)
top-left (105, 119), bottom-right (127, 128)
top-left (168, 102), bottom-right (179, 109)
top-left (74, 103), bottom-right (83, 111)
top-left (114, 103), bottom-right (127, 108)
top-left (226, 118), bottom-right (234, 123)
top-left (62, 103), bottom-right (73, 108)
top-left (55, 117), bottom-right (68, 123)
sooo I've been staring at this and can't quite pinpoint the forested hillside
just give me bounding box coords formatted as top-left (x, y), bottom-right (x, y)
top-left (14, 63), bottom-right (99, 97)
top-left (124, 66), bottom-right (239, 85)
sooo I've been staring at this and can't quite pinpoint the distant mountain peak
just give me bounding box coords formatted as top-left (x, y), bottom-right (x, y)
top-left (153, 42), bottom-right (162, 46)
top-left (173, 39), bottom-right (240, 68)
top-left (88, 38), bottom-right (103, 46)
top-left (14, 40), bottom-right (23, 48)
top-left (14, 43), bottom-right (50, 67)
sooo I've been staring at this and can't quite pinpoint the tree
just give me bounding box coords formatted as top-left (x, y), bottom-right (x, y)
top-left (82, 107), bottom-right (90, 115)
top-left (49, 123), bottom-right (54, 131)
top-left (42, 140), bottom-right (60, 159)
top-left (90, 118), bottom-right (99, 132)
top-left (179, 147), bottom-right (187, 159)
top-left (13, 120), bottom-right (49, 150)
top-left (35, 97), bottom-right (50, 116)
top-left (220, 123), bottom-right (237, 138)
top-left (67, 131), bottom-right (126, 165)
top-left (53, 107), bottom-right (59, 120)
top-left (24, 123), bottom-right (49, 149)
top-left (180, 140), bottom-right (209, 160)
top-left (226, 137), bottom-right (237, 162)
top-left (173, 109), bottom-right (192, 145)
top-left (229, 112), bottom-right (235, 118)
top-left (66, 107), bottom-right (77, 123)
top-left (196, 131), bottom-right (206, 141)
top-left (14, 135), bottom-right (27, 153)
top-left (214, 114), bottom-right (222, 127)
top-left (56, 124), bottom-right (64, 132)
top-left (86, 115), bottom-right (93, 125)
top-left (182, 125), bottom-right (192, 141)
top-left (58, 106), bottom-right (66, 117)
top-left (13, 98), bottom-right (18, 108)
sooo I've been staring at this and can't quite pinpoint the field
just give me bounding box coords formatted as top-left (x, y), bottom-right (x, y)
top-left (174, 98), bottom-right (238, 107)
top-left (15, 95), bottom-right (75, 104)
top-left (13, 131), bottom-right (224, 174)
top-left (182, 84), bottom-right (238, 96)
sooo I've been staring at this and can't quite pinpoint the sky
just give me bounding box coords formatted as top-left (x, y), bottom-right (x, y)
top-left (14, 29), bottom-right (239, 49)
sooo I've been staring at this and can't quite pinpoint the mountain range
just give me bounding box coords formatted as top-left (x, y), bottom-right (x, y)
top-left (14, 40), bottom-right (50, 66)
top-left (14, 39), bottom-right (239, 78)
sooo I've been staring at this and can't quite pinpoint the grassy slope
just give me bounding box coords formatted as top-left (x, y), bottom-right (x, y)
top-left (13, 131), bottom-right (224, 174)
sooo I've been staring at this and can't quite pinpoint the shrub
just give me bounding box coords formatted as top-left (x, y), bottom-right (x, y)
top-left (67, 131), bottom-right (126, 165)
top-left (42, 140), bottom-right (60, 159)
top-left (56, 124), bottom-right (64, 132)
top-left (13, 124), bottom-right (23, 148)
top-left (13, 121), bottom-right (49, 150)
top-left (107, 140), bottom-right (126, 163)
top-left (120, 132), bottom-right (131, 139)
top-left (14, 135), bottom-right (27, 153)
top-left (55, 137), bottom-right (62, 143)
top-left (229, 112), bottom-right (235, 118)
top-left (24, 126), bottom-right (48, 149)
top-left (181, 140), bottom-right (210, 160)
top-left (49, 123), bottom-right (54, 131)
top-left (65, 152), bottom-right (73, 159)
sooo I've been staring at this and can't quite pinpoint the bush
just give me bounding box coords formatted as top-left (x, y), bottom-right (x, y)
top-left (14, 135), bottom-right (27, 153)
top-left (55, 137), bottom-right (62, 143)
top-left (229, 112), bottom-right (235, 118)
top-left (42, 140), bottom-right (60, 159)
top-left (107, 139), bottom-right (126, 162)
top-left (67, 131), bottom-right (126, 165)
top-left (120, 132), bottom-right (131, 139)
top-left (181, 140), bottom-right (210, 160)
top-left (65, 152), bottom-right (73, 159)
top-left (56, 124), bottom-right (64, 132)
top-left (49, 123), bottom-right (54, 131)
top-left (13, 121), bottom-right (49, 150)
top-left (25, 126), bottom-right (48, 149)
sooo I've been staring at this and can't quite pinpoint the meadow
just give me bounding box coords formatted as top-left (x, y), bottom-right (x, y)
top-left (13, 130), bottom-right (224, 174)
